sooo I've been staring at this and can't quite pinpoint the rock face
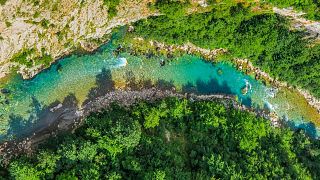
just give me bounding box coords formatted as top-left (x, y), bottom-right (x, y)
top-left (0, 0), bottom-right (156, 79)
top-left (273, 7), bottom-right (320, 37)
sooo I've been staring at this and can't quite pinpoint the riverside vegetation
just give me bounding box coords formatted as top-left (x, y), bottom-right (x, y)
top-left (1, 98), bottom-right (320, 179)
top-left (1, 0), bottom-right (320, 179)
top-left (131, 0), bottom-right (320, 98)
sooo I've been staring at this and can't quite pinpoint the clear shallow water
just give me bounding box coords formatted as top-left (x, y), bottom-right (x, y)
top-left (0, 37), bottom-right (319, 141)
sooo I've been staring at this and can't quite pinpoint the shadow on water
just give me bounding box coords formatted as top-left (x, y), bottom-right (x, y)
top-left (3, 94), bottom-right (79, 142)
top-left (84, 68), bottom-right (243, 104)
top-left (3, 66), bottom-right (255, 141)
top-left (124, 71), bottom-right (175, 91)
top-left (83, 68), bottom-right (115, 105)
top-left (182, 78), bottom-right (252, 106)
top-left (286, 120), bottom-right (318, 139)
top-left (6, 97), bottom-right (44, 140)
top-left (154, 79), bottom-right (175, 91)
top-left (182, 78), bottom-right (232, 94)
top-left (121, 70), bottom-right (253, 106)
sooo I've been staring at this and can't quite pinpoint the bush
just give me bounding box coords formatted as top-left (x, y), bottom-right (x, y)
top-left (103, 0), bottom-right (120, 18)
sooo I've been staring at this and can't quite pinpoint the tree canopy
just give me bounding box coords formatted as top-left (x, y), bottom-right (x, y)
top-left (1, 98), bottom-right (320, 179)
top-left (132, 2), bottom-right (320, 98)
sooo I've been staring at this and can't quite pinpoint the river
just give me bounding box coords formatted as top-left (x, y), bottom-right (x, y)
top-left (0, 32), bottom-right (319, 141)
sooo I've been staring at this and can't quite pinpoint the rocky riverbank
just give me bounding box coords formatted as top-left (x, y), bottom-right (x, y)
top-left (123, 37), bottom-right (227, 62)
top-left (124, 37), bottom-right (320, 115)
top-left (234, 58), bottom-right (320, 114)
top-left (0, 88), bottom-right (276, 164)
top-left (147, 40), bottom-right (228, 60)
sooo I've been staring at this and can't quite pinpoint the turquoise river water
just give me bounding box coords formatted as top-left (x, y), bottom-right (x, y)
top-left (0, 35), bottom-right (319, 141)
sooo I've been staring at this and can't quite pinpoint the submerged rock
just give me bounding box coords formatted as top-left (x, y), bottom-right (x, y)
top-left (114, 45), bottom-right (124, 56)
top-left (241, 86), bottom-right (248, 95)
top-left (217, 68), bottom-right (223, 75)
top-left (56, 64), bottom-right (63, 72)
top-left (160, 59), bottom-right (165, 66)
top-left (167, 53), bottom-right (174, 59)
top-left (4, 99), bottom-right (9, 105)
top-left (1, 89), bottom-right (10, 94)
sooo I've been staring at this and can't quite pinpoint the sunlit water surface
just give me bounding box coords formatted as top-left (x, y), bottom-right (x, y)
top-left (0, 35), bottom-right (319, 141)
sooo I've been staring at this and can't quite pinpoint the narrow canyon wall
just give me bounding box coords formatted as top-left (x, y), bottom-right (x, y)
top-left (0, 0), bottom-right (155, 78)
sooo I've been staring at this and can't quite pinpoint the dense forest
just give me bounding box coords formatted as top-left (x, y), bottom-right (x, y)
top-left (132, 1), bottom-right (320, 98)
top-left (1, 98), bottom-right (319, 179)
top-left (1, 1), bottom-right (320, 180)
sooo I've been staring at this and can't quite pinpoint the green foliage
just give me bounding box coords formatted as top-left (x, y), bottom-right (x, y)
top-left (37, 48), bottom-right (53, 67)
top-left (144, 107), bottom-right (163, 128)
top-left (11, 48), bottom-right (53, 67)
top-left (266, 0), bottom-right (320, 20)
top-left (33, 11), bottom-right (40, 18)
top-left (36, 54), bottom-right (53, 67)
top-left (103, 0), bottom-right (120, 18)
top-left (85, 104), bottom-right (141, 158)
top-left (5, 21), bottom-right (11, 27)
top-left (9, 159), bottom-right (41, 180)
top-left (155, 0), bottom-right (190, 18)
top-left (132, 3), bottom-right (320, 98)
top-left (141, 101), bottom-right (169, 128)
top-left (2, 98), bottom-right (319, 179)
top-left (10, 48), bottom-right (36, 67)
top-left (40, 19), bottom-right (50, 28)
top-left (0, 0), bottom-right (7, 5)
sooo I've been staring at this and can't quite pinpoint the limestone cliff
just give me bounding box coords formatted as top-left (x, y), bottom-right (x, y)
top-left (0, 0), bottom-right (156, 79)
